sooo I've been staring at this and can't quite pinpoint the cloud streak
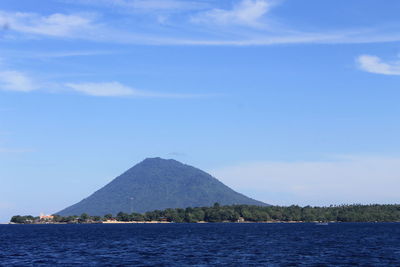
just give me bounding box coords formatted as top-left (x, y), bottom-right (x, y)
top-left (0, 56), bottom-right (199, 98)
top-left (0, 70), bottom-right (37, 92)
top-left (0, 62), bottom-right (200, 98)
top-left (191, 0), bottom-right (272, 28)
top-left (66, 82), bottom-right (139, 97)
top-left (65, 81), bottom-right (203, 98)
top-left (63, 0), bottom-right (207, 12)
top-left (212, 155), bottom-right (400, 206)
top-left (0, 11), bottom-right (97, 38)
top-left (357, 54), bottom-right (400, 75)
top-left (34, 50), bottom-right (115, 58)
top-left (0, 70), bottom-right (202, 98)
top-left (1, 7), bottom-right (400, 46)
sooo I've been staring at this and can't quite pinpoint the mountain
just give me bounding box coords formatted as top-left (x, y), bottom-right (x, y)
top-left (57, 157), bottom-right (268, 216)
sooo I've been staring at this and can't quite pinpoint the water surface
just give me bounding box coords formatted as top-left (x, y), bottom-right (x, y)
top-left (1, 223), bottom-right (399, 266)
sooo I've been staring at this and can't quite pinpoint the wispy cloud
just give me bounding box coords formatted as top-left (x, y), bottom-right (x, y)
top-left (212, 155), bottom-right (400, 206)
top-left (0, 64), bottom-right (202, 98)
top-left (0, 11), bottom-right (97, 38)
top-left (1, 2), bottom-right (400, 46)
top-left (357, 54), bottom-right (400, 75)
top-left (35, 50), bottom-right (115, 58)
top-left (66, 82), bottom-right (138, 97)
top-left (0, 10), bottom-right (164, 43)
top-left (0, 70), bottom-right (37, 92)
top-left (65, 81), bottom-right (203, 98)
top-left (0, 50), bottom-right (117, 61)
top-left (128, 0), bottom-right (203, 11)
top-left (67, 0), bottom-right (207, 12)
top-left (191, 0), bottom-right (273, 28)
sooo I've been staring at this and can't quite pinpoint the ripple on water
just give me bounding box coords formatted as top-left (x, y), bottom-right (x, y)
top-left (1, 223), bottom-right (400, 266)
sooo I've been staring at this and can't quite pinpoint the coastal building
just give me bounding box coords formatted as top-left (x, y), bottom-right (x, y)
top-left (39, 213), bottom-right (54, 221)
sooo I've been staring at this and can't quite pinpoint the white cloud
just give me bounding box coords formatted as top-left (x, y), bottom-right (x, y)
top-left (0, 57), bottom-right (203, 97)
top-left (35, 50), bottom-right (115, 58)
top-left (0, 11), bottom-right (96, 37)
top-left (1, 8), bottom-right (400, 46)
top-left (65, 81), bottom-right (199, 98)
top-left (357, 54), bottom-right (400, 75)
top-left (0, 69), bottom-right (199, 98)
top-left (64, 0), bottom-right (206, 11)
top-left (113, 0), bottom-right (205, 11)
top-left (66, 82), bottom-right (138, 97)
top-left (1, 50), bottom-right (116, 60)
top-left (211, 155), bottom-right (400, 206)
top-left (191, 0), bottom-right (272, 27)
top-left (0, 70), bottom-right (37, 92)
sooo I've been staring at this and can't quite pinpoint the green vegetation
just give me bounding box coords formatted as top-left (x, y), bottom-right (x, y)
top-left (10, 204), bottom-right (400, 223)
top-left (10, 215), bottom-right (36, 224)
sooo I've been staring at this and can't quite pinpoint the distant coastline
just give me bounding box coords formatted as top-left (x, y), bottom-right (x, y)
top-left (8, 221), bottom-right (346, 225)
top-left (9, 204), bottom-right (400, 224)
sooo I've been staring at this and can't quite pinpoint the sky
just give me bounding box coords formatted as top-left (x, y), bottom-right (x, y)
top-left (1, 0), bottom-right (400, 222)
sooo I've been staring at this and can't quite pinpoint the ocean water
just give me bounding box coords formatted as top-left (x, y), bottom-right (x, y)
top-left (1, 223), bottom-right (400, 266)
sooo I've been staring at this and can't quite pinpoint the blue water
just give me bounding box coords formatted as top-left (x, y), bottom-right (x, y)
top-left (1, 223), bottom-right (400, 266)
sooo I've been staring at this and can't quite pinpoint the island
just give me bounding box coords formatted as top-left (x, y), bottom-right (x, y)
top-left (10, 203), bottom-right (400, 224)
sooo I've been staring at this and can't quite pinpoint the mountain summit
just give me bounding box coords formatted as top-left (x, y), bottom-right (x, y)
top-left (58, 157), bottom-right (267, 216)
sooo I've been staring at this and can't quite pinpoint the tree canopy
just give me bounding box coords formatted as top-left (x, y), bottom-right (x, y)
top-left (10, 204), bottom-right (400, 224)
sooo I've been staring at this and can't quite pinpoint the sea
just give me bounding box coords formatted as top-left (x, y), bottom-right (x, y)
top-left (1, 223), bottom-right (399, 266)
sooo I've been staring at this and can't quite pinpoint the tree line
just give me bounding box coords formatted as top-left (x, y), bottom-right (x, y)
top-left (10, 203), bottom-right (400, 224)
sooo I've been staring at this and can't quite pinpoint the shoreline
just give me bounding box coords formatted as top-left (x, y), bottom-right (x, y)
top-left (11, 204), bottom-right (400, 224)
top-left (7, 220), bottom-right (400, 225)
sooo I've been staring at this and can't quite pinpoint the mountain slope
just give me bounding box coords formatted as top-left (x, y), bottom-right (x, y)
top-left (58, 158), bottom-right (268, 216)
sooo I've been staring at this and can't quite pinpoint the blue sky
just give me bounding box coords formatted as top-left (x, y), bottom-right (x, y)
top-left (1, 0), bottom-right (400, 222)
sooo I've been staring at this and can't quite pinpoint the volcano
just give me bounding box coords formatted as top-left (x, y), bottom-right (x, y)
top-left (58, 157), bottom-right (267, 216)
